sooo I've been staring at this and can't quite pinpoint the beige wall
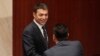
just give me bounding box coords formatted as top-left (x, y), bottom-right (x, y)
top-left (0, 0), bottom-right (12, 56)
top-left (0, 0), bottom-right (12, 18)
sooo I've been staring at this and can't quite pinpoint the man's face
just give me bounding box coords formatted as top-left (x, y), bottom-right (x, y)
top-left (33, 9), bottom-right (48, 26)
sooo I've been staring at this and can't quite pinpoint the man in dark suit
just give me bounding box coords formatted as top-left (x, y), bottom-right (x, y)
top-left (44, 24), bottom-right (83, 56)
top-left (23, 3), bottom-right (48, 56)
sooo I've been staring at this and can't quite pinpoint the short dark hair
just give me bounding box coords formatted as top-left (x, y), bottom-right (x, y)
top-left (33, 3), bottom-right (48, 13)
top-left (53, 24), bottom-right (68, 41)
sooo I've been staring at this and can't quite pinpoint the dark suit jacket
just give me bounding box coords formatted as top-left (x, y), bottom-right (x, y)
top-left (44, 41), bottom-right (83, 56)
top-left (23, 21), bottom-right (48, 56)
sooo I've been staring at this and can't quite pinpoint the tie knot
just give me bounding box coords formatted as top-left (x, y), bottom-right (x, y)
top-left (42, 26), bottom-right (45, 30)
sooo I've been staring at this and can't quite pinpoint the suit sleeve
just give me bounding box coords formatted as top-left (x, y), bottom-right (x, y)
top-left (23, 30), bottom-right (41, 56)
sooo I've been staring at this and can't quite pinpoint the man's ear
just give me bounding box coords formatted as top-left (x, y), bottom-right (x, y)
top-left (33, 12), bottom-right (36, 17)
top-left (67, 33), bottom-right (69, 39)
top-left (68, 33), bottom-right (69, 37)
top-left (53, 34), bottom-right (58, 43)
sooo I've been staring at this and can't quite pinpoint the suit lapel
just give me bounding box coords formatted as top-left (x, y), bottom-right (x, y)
top-left (32, 21), bottom-right (48, 48)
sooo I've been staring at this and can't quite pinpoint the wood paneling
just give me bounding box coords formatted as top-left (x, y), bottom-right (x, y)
top-left (13, 0), bottom-right (100, 56)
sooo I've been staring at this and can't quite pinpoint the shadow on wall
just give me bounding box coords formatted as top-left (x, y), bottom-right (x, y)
top-left (93, 54), bottom-right (100, 56)
top-left (0, 16), bottom-right (12, 56)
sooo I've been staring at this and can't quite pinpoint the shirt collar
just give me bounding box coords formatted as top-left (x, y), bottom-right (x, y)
top-left (33, 19), bottom-right (43, 29)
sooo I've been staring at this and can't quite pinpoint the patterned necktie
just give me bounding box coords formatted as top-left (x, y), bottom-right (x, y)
top-left (42, 26), bottom-right (48, 41)
top-left (42, 26), bottom-right (48, 48)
